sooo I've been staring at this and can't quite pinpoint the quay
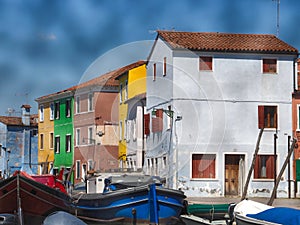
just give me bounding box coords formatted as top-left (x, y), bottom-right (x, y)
top-left (187, 196), bottom-right (300, 209)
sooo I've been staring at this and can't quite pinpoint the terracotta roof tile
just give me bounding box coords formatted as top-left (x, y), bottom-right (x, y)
top-left (36, 60), bottom-right (146, 102)
top-left (0, 115), bottom-right (38, 127)
top-left (157, 31), bottom-right (298, 54)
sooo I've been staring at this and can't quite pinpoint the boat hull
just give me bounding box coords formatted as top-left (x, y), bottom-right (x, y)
top-left (74, 184), bottom-right (186, 225)
top-left (235, 213), bottom-right (281, 225)
top-left (0, 174), bottom-right (73, 225)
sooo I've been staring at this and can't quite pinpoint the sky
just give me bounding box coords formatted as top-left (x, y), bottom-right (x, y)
top-left (1, 0), bottom-right (300, 116)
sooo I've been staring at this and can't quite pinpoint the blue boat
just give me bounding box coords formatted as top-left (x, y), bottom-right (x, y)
top-left (72, 175), bottom-right (186, 225)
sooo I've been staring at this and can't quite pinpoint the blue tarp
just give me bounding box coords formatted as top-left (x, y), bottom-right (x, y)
top-left (247, 207), bottom-right (300, 225)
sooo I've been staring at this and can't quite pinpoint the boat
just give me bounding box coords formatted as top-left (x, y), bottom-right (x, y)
top-left (0, 171), bottom-right (73, 225)
top-left (43, 211), bottom-right (87, 225)
top-left (73, 175), bottom-right (186, 225)
top-left (186, 203), bottom-right (231, 221)
top-left (180, 214), bottom-right (228, 225)
top-left (233, 199), bottom-right (300, 225)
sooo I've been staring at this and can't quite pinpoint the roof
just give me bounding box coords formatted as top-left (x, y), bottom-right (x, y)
top-left (0, 115), bottom-right (38, 127)
top-left (36, 60), bottom-right (146, 102)
top-left (157, 30), bottom-right (298, 54)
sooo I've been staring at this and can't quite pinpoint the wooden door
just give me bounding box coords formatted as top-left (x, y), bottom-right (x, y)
top-left (225, 164), bottom-right (239, 195)
top-left (225, 155), bottom-right (243, 196)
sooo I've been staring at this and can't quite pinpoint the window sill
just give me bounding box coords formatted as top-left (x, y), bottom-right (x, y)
top-left (252, 178), bottom-right (275, 182)
top-left (190, 178), bottom-right (218, 181)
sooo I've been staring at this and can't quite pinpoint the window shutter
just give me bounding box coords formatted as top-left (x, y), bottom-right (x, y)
top-left (144, 114), bottom-right (150, 136)
top-left (266, 155), bottom-right (275, 179)
top-left (254, 156), bottom-right (259, 178)
top-left (258, 106), bottom-right (264, 129)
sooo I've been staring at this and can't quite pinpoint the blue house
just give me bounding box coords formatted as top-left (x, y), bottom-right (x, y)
top-left (0, 105), bottom-right (38, 177)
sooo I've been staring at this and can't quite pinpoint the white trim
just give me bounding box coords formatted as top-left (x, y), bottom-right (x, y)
top-left (75, 160), bottom-right (80, 179)
top-left (40, 133), bottom-right (44, 150)
top-left (297, 104), bottom-right (300, 131)
top-left (76, 128), bottom-right (81, 146)
top-left (75, 96), bottom-right (80, 114)
top-left (50, 102), bottom-right (54, 120)
top-left (49, 132), bottom-right (54, 149)
top-left (88, 93), bottom-right (94, 112)
top-left (39, 105), bottom-right (44, 122)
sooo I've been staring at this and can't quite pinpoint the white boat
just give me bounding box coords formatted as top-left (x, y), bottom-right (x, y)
top-left (233, 199), bottom-right (300, 225)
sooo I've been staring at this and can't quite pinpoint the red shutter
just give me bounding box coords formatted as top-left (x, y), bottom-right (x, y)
top-left (254, 156), bottom-right (260, 178)
top-left (157, 109), bottom-right (163, 132)
top-left (266, 155), bottom-right (275, 179)
top-left (144, 114), bottom-right (150, 136)
top-left (258, 106), bottom-right (265, 129)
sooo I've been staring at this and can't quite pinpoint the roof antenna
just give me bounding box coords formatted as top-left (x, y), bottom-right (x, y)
top-left (273, 0), bottom-right (280, 37)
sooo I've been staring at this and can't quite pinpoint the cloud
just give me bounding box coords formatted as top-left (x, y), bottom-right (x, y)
top-left (38, 33), bottom-right (57, 41)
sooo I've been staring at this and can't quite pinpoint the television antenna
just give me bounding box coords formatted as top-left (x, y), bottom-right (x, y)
top-left (273, 0), bottom-right (280, 37)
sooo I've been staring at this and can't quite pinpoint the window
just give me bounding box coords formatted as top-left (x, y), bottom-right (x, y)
top-left (76, 96), bottom-right (80, 114)
top-left (144, 113), bottom-right (150, 136)
top-left (297, 105), bottom-right (300, 130)
top-left (88, 93), bottom-right (93, 112)
top-left (50, 103), bottom-right (54, 120)
top-left (55, 102), bottom-right (60, 119)
top-left (76, 129), bottom-right (80, 146)
top-left (40, 134), bottom-right (44, 150)
top-left (254, 155), bottom-right (275, 179)
top-left (163, 57), bottom-right (167, 76)
top-left (152, 109), bottom-right (163, 133)
top-left (88, 127), bottom-right (93, 145)
top-left (49, 132), bottom-right (54, 149)
top-left (192, 154), bottom-right (216, 179)
top-left (54, 136), bottom-right (60, 154)
top-left (153, 63), bottom-right (157, 81)
top-left (263, 58), bottom-right (277, 73)
top-left (258, 106), bottom-right (278, 129)
top-left (76, 160), bottom-right (80, 179)
top-left (66, 99), bottom-right (71, 118)
top-left (124, 120), bottom-right (127, 140)
top-left (125, 80), bottom-right (128, 101)
top-left (119, 84), bottom-right (123, 103)
top-left (199, 56), bottom-right (213, 71)
top-left (66, 134), bottom-right (71, 153)
top-left (119, 121), bottom-right (123, 141)
top-left (88, 159), bottom-right (93, 171)
top-left (39, 105), bottom-right (44, 122)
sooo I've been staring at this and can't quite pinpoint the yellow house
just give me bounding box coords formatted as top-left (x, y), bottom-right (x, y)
top-left (116, 61), bottom-right (147, 170)
top-left (35, 99), bottom-right (55, 174)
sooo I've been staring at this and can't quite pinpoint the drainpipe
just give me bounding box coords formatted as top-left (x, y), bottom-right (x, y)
top-left (174, 115), bottom-right (182, 189)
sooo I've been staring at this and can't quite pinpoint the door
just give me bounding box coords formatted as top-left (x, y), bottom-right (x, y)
top-left (225, 155), bottom-right (244, 196)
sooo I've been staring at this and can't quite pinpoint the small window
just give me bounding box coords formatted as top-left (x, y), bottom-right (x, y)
top-left (119, 84), bottom-right (123, 103)
top-left (66, 134), bottom-right (71, 153)
top-left (119, 121), bottom-right (123, 141)
top-left (76, 160), bottom-right (80, 179)
top-left (55, 102), bottom-right (60, 119)
top-left (49, 132), bottom-right (54, 149)
top-left (76, 96), bottom-right (80, 114)
top-left (297, 105), bottom-right (300, 130)
top-left (254, 155), bottom-right (275, 179)
top-left (76, 129), bottom-right (80, 146)
top-left (144, 113), bottom-right (150, 136)
top-left (199, 56), bottom-right (213, 71)
top-left (163, 57), bottom-right (167, 76)
top-left (40, 134), bottom-right (44, 150)
top-left (192, 154), bottom-right (216, 179)
top-left (153, 63), bottom-right (156, 81)
top-left (39, 105), bottom-right (44, 122)
top-left (263, 58), bottom-right (277, 73)
top-left (125, 80), bottom-right (128, 101)
top-left (88, 127), bottom-right (93, 145)
top-left (258, 106), bottom-right (278, 129)
top-left (55, 136), bottom-right (60, 154)
top-left (50, 103), bottom-right (54, 120)
top-left (152, 109), bottom-right (163, 133)
top-left (66, 99), bottom-right (71, 118)
top-left (88, 93), bottom-right (93, 112)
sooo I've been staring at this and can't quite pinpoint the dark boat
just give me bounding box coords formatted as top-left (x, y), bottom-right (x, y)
top-left (73, 175), bottom-right (186, 225)
top-left (0, 171), bottom-right (73, 225)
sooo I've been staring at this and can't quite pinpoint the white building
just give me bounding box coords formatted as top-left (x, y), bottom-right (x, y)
top-left (145, 31), bottom-right (298, 197)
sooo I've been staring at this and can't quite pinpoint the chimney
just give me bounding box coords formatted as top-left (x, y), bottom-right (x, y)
top-left (21, 105), bottom-right (31, 126)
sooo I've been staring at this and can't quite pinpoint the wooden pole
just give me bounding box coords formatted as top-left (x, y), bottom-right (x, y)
top-left (267, 138), bottom-right (297, 205)
top-left (241, 128), bottom-right (264, 200)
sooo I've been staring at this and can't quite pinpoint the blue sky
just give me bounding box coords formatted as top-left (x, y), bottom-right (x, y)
top-left (1, 0), bottom-right (300, 115)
